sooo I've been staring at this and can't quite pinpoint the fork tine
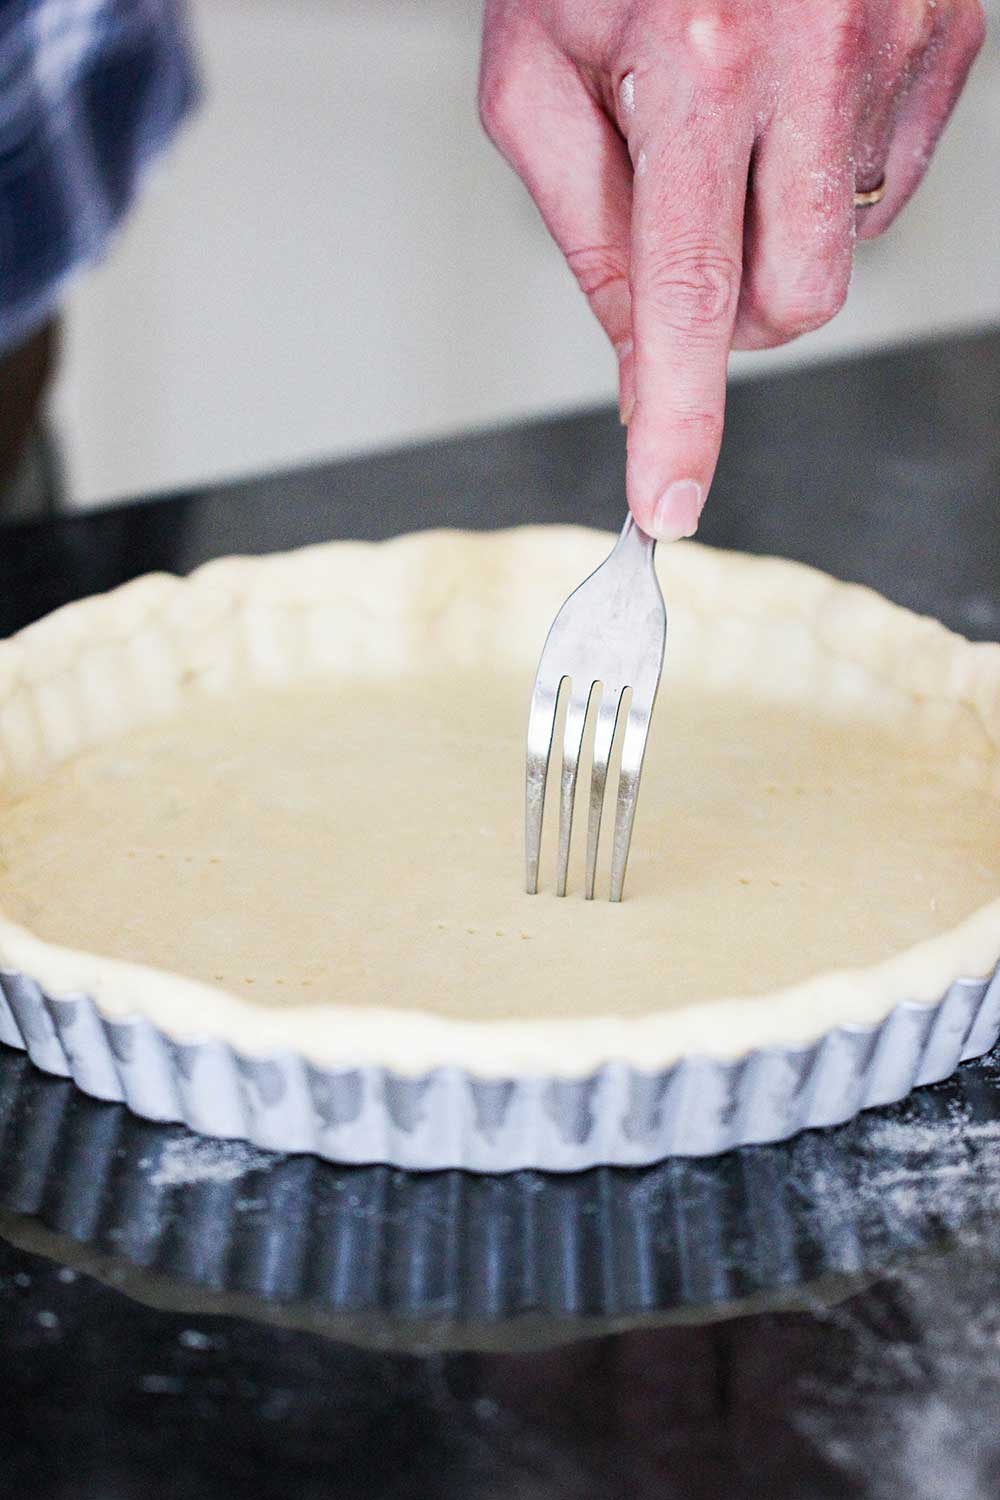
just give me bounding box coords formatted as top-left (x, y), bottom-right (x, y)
top-left (584, 684), bottom-right (624, 900)
top-left (525, 514), bottom-right (665, 900)
top-left (525, 675), bottom-right (562, 894)
top-left (609, 699), bottom-right (653, 903)
top-left (556, 682), bottom-right (596, 897)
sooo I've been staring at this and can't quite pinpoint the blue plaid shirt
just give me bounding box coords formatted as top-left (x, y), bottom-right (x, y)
top-left (0, 0), bottom-right (196, 352)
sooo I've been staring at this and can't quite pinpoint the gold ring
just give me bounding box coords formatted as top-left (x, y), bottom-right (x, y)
top-left (854, 178), bottom-right (887, 208)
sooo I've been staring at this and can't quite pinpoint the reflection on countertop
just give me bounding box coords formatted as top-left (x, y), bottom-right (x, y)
top-left (5, 1041), bottom-right (1000, 1497)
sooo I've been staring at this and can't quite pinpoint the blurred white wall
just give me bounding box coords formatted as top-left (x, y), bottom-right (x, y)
top-left (52, 0), bottom-right (1000, 508)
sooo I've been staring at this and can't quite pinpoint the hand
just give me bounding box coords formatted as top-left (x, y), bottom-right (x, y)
top-left (480, 0), bottom-right (985, 539)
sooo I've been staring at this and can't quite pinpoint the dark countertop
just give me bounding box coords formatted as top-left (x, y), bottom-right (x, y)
top-left (2, 327), bottom-right (1000, 1499)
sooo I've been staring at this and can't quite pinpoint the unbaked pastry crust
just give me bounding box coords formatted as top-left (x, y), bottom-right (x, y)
top-left (1, 526), bottom-right (999, 1078)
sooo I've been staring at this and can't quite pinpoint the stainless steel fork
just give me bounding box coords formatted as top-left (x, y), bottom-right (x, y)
top-left (525, 515), bottom-right (667, 902)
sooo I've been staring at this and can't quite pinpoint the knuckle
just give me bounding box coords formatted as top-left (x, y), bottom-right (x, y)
top-left (477, 64), bottom-right (525, 151)
top-left (684, 8), bottom-right (752, 85)
top-left (855, 211), bottom-right (890, 243)
top-left (564, 245), bottom-right (629, 300)
top-left (735, 282), bottom-right (786, 344)
top-left (642, 243), bottom-right (740, 336)
top-left (762, 270), bottom-right (849, 338)
top-left (909, 0), bottom-right (985, 56)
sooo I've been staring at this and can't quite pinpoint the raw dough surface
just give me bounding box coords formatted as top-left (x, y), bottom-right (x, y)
top-left (2, 674), bottom-right (998, 1021)
top-left (2, 528), bottom-right (1000, 1074)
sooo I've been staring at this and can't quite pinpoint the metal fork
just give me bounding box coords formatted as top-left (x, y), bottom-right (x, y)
top-left (525, 515), bottom-right (667, 902)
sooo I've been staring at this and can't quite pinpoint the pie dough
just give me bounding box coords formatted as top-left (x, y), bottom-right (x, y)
top-left (1, 526), bottom-right (999, 1077)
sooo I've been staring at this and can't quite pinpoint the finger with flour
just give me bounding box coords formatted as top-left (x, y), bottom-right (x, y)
top-left (622, 55), bottom-right (753, 539)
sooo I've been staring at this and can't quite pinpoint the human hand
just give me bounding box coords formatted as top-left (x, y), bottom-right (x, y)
top-left (480, 0), bottom-right (985, 539)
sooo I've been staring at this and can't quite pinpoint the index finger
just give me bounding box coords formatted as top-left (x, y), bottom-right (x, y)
top-left (624, 75), bottom-right (752, 540)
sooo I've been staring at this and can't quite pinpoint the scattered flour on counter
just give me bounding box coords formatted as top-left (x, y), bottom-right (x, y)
top-left (148, 1136), bottom-right (276, 1188)
top-left (790, 1083), bottom-right (1000, 1256)
top-left (863, 1110), bottom-right (1000, 1156)
top-left (790, 1066), bottom-right (1000, 1499)
top-left (795, 1240), bottom-right (1000, 1500)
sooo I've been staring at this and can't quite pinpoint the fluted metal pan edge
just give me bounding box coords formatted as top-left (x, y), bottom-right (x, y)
top-left (2, 965), bottom-right (999, 1172)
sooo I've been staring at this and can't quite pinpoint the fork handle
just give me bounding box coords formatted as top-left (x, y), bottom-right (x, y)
top-left (616, 512), bottom-right (657, 564)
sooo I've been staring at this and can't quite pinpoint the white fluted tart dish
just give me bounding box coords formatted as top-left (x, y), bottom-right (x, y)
top-left (1, 527), bottom-right (999, 1169)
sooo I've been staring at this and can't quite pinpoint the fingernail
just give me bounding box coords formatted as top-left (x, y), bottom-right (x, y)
top-left (619, 390), bottom-right (635, 425)
top-left (651, 479), bottom-right (703, 541)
